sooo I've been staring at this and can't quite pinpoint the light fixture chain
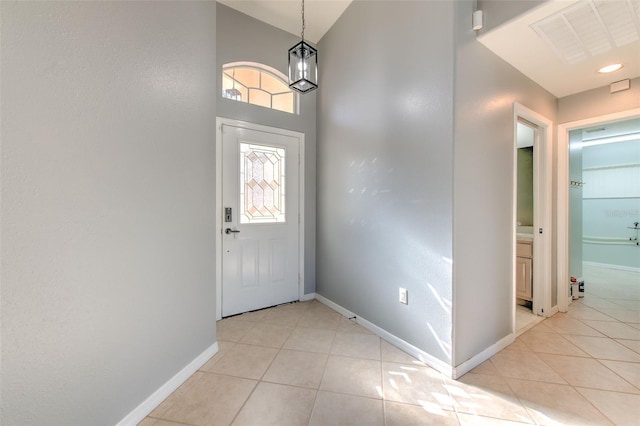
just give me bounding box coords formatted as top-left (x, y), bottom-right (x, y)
top-left (301, 0), bottom-right (305, 42)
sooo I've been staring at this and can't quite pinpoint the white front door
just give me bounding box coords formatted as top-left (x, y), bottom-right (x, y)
top-left (221, 124), bottom-right (300, 317)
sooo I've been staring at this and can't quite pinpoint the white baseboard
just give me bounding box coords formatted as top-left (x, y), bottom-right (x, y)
top-left (116, 342), bottom-right (219, 426)
top-left (545, 305), bottom-right (559, 317)
top-left (314, 294), bottom-right (453, 378)
top-left (300, 292), bottom-right (316, 302)
top-left (583, 261), bottom-right (640, 273)
top-left (452, 333), bottom-right (514, 379)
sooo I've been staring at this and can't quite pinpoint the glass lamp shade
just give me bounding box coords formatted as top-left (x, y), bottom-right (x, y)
top-left (223, 88), bottom-right (242, 101)
top-left (288, 40), bottom-right (318, 93)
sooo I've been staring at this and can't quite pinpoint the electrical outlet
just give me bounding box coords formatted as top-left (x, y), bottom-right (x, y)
top-left (399, 288), bottom-right (408, 304)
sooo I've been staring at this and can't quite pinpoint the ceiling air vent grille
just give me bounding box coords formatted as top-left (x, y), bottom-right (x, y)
top-left (531, 0), bottom-right (640, 64)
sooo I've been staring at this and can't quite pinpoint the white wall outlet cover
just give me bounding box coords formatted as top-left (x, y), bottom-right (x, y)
top-left (399, 288), bottom-right (408, 304)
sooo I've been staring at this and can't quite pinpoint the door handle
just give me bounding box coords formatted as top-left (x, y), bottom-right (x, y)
top-left (225, 228), bottom-right (240, 234)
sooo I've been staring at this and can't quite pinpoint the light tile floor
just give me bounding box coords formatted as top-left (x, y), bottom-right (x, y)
top-left (516, 305), bottom-right (544, 336)
top-left (141, 265), bottom-right (640, 425)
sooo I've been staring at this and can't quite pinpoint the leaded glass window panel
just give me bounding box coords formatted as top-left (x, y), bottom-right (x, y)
top-left (222, 62), bottom-right (298, 114)
top-left (261, 72), bottom-right (289, 94)
top-left (240, 142), bottom-right (286, 224)
top-left (234, 68), bottom-right (260, 88)
top-left (248, 88), bottom-right (271, 109)
top-left (272, 93), bottom-right (295, 114)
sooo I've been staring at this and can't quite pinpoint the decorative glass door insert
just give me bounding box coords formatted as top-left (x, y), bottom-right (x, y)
top-left (239, 142), bottom-right (286, 224)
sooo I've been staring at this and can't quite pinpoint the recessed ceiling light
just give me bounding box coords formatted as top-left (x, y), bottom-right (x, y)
top-left (598, 63), bottom-right (623, 74)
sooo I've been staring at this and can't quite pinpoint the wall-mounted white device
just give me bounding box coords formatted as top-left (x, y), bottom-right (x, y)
top-left (399, 288), bottom-right (408, 304)
top-left (472, 10), bottom-right (484, 31)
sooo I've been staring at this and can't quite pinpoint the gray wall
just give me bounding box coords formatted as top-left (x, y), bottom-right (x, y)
top-left (453, 0), bottom-right (557, 366)
top-left (216, 4), bottom-right (317, 294)
top-left (478, 0), bottom-right (547, 32)
top-left (558, 77), bottom-right (640, 123)
top-left (583, 139), bottom-right (640, 169)
top-left (1, 2), bottom-right (217, 425)
top-left (582, 140), bottom-right (640, 269)
top-left (317, 0), bottom-right (455, 363)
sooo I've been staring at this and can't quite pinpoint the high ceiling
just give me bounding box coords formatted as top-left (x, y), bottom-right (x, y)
top-left (219, 0), bottom-right (639, 99)
top-left (218, 0), bottom-right (352, 44)
top-left (478, 0), bottom-right (640, 98)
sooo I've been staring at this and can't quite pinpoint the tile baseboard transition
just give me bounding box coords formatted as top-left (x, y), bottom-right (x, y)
top-left (314, 294), bottom-right (518, 380)
top-left (451, 333), bottom-right (514, 379)
top-left (116, 342), bottom-right (219, 426)
top-left (545, 305), bottom-right (559, 317)
top-left (300, 292), bottom-right (316, 302)
top-left (314, 294), bottom-right (453, 378)
top-left (119, 289), bottom-right (521, 424)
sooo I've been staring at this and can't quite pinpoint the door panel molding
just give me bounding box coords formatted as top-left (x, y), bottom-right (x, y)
top-left (215, 118), bottom-right (305, 320)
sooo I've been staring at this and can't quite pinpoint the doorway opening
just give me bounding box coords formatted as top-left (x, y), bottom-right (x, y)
top-left (215, 118), bottom-right (305, 320)
top-left (513, 103), bottom-right (554, 335)
top-left (558, 109), bottom-right (640, 313)
top-left (515, 119), bottom-right (538, 330)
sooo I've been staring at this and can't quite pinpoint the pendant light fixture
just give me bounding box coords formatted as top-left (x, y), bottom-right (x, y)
top-left (288, 0), bottom-right (318, 93)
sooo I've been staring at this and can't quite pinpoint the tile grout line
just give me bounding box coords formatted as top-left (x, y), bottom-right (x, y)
top-left (541, 311), bottom-right (634, 425)
top-left (616, 338), bottom-right (640, 355)
top-left (524, 330), bottom-right (640, 363)
top-left (379, 334), bottom-right (386, 426)
top-left (226, 375), bottom-right (260, 425)
top-left (442, 366), bottom-right (499, 425)
top-left (502, 285), bottom-right (640, 424)
top-left (570, 386), bottom-right (624, 425)
top-left (577, 293), bottom-right (640, 322)
top-left (571, 296), bottom-right (640, 393)
top-left (495, 328), bottom-right (573, 425)
top-left (219, 306), bottom-right (295, 426)
top-left (307, 388), bottom-right (385, 402)
top-left (146, 372), bottom-right (205, 424)
top-left (441, 369), bottom-right (463, 425)
top-left (497, 339), bottom-right (574, 426)
top-left (592, 357), bottom-right (640, 394)
top-left (306, 314), bottom-right (338, 425)
top-left (144, 416), bottom-right (197, 426)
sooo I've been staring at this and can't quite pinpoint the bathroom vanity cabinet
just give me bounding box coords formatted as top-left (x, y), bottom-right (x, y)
top-left (516, 240), bottom-right (533, 301)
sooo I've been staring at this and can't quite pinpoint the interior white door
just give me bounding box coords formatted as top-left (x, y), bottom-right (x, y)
top-left (221, 124), bottom-right (300, 317)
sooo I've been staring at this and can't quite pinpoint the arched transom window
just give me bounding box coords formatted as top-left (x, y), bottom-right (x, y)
top-left (222, 62), bottom-right (297, 114)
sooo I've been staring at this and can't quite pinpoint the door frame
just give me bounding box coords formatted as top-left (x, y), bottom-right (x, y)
top-left (215, 117), bottom-right (305, 320)
top-left (556, 107), bottom-right (640, 312)
top-left (513, 103), bottom-right (554, 323)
